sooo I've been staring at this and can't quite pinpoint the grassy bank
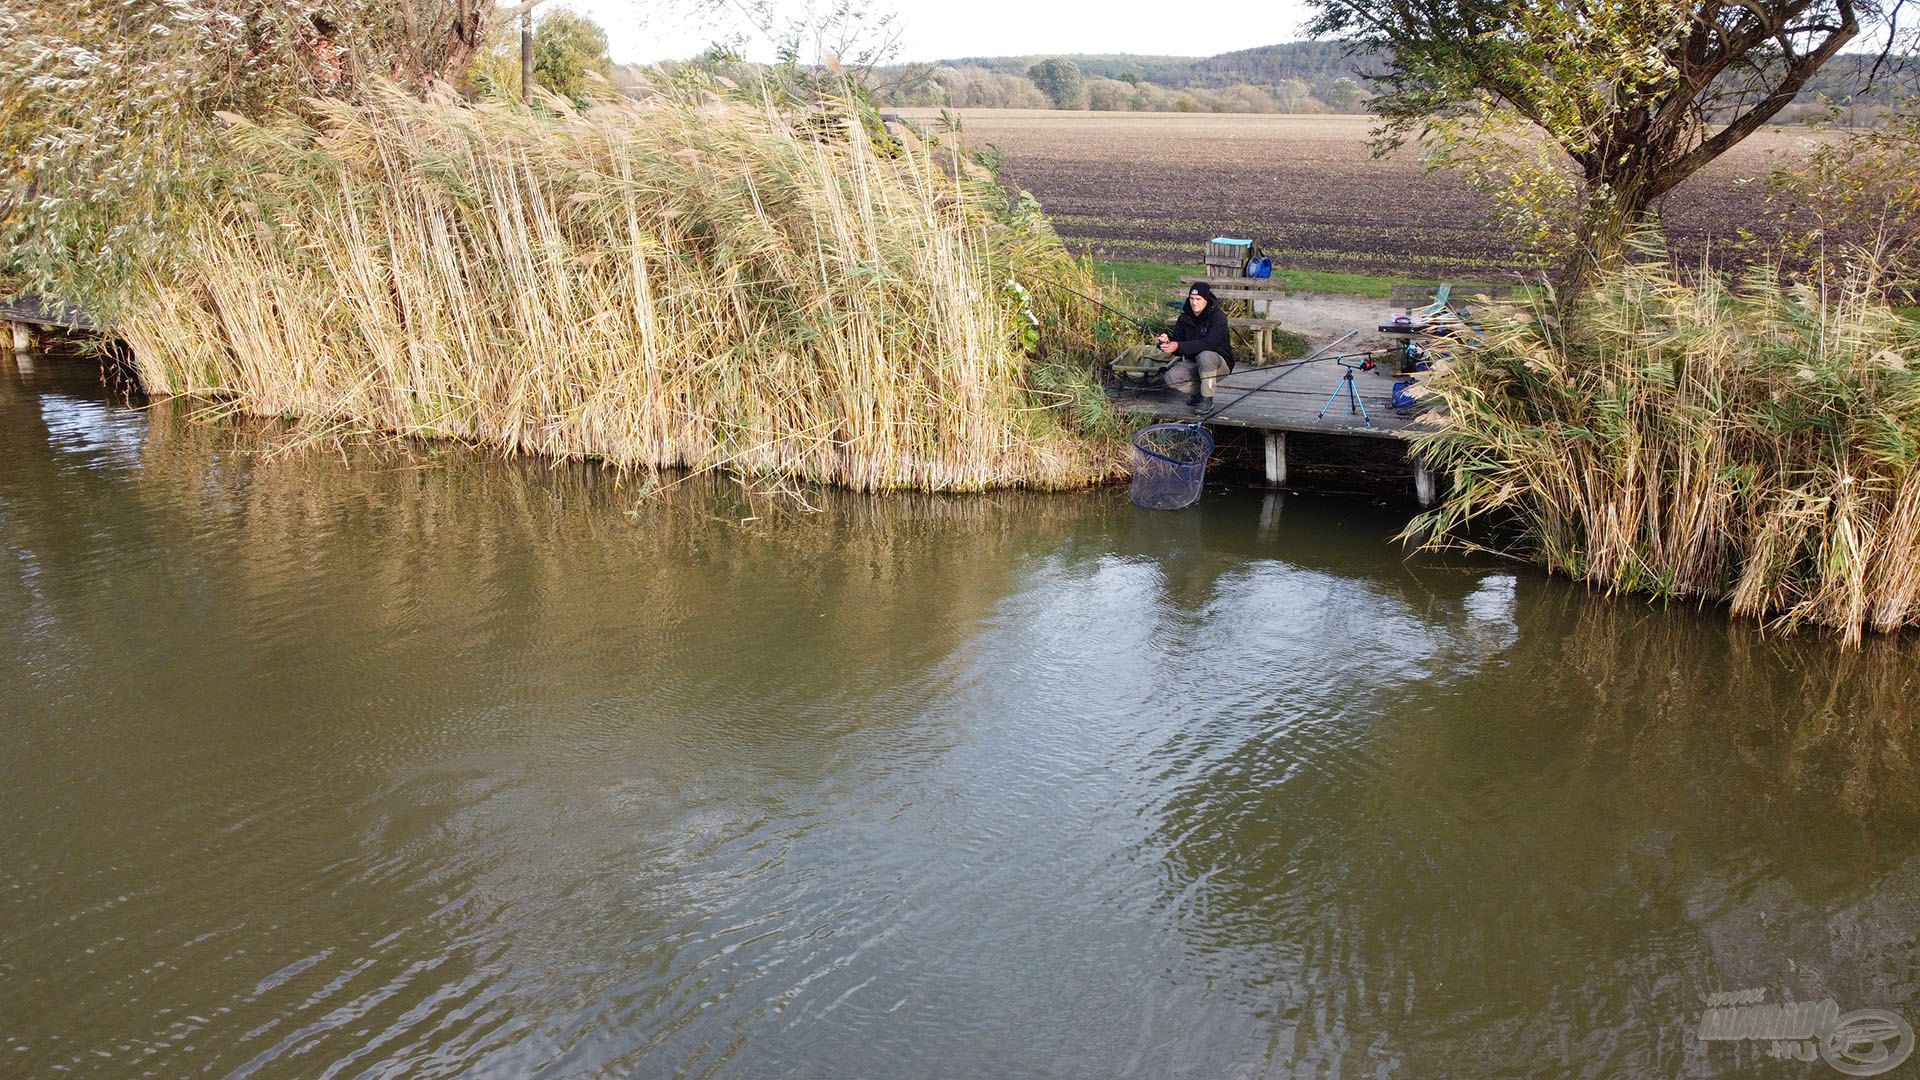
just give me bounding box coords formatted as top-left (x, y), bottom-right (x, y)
top-left (1091, 259), bottom-right (1502, 301)
top-left (119, 87), bottom-right (1127, 492)
top-left (1407, 259), bottom-right (1920, 644)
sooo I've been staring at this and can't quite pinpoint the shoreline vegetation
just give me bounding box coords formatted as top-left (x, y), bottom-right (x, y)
top-left (117, 84), bottom-right (1129, 493)
top-left (9, 3), bottom-right (1919, 645)
top-left (1406, 251), bottom-right (1920, 643)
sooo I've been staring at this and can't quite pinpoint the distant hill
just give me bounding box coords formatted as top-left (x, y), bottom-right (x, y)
top-left (920, 42), bottom-right (1913, 117)
top-left (872, 43), bottom-right (1381, 113)
top-left (938, 42), bottom-right (1377, 90)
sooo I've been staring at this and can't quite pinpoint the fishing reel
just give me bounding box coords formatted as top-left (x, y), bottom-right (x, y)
top-left (1397, 339), bottom-right (1427, 372)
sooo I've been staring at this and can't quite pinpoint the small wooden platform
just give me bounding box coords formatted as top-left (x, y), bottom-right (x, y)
top-left (1113, 361), bottom-right (1416, 439)
top-left (1, 295), bottom-right (98, 333)
top-left (1112, 360), bottom-right (1441, 504)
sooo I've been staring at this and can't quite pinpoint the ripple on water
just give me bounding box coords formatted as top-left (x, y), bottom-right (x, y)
top-left (3, 358), bottom-right (1918, 1077)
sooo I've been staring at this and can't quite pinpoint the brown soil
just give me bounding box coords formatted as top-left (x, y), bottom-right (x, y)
top-left (899, 110), bottom-right (1823, 280)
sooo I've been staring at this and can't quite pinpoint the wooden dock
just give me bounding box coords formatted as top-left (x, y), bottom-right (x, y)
top-left (1, 295), bottom-right (97, 333)
top-left (1111, 359), bottom-right (1441, 505)
top-left (1125, 274), bottom-right (1502, 507)
top-left (2, 295), bottom-right (98, 353)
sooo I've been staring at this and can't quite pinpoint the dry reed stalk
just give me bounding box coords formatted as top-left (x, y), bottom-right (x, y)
top-left (1406, 256), bottom-right (1920, 643)
top-left (116, 86), bottom-right (1125, 492)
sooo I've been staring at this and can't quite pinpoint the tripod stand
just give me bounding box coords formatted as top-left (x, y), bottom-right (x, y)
top-left (1316, 359), bottom-right (1373, 427)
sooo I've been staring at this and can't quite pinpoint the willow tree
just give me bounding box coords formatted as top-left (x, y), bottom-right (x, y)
top-left (0, 1), bottom-right (535, 311)
top-left (1307, 0), bottom-right (1905, 282)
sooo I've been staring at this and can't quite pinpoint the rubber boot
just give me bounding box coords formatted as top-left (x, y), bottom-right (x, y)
top-left (1196, 364), bottom-right (1218, 412)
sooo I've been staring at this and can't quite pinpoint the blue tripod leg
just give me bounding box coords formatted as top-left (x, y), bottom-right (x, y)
top-left (1316, 376), bottom-right (1348, 420)
top-left (1345, 373), bottom-right (1373, 427)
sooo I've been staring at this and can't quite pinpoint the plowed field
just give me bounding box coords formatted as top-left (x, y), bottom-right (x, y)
top-left (901, 110), bottom-right (1818, 280)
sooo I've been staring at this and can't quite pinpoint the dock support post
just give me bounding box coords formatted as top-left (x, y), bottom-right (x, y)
top-left (1414, 459), bottom-right (1438, 508)
top-left (8, 322), bottom-right (28, 353)
top-left (1263, 430), bottom-right (1288, 488)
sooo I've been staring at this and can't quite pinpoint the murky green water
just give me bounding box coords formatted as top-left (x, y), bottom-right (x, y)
top-left (4, 349), bottom-right (1918, 1078)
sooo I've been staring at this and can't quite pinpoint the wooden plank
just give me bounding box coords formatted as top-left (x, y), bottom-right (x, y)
top-left (1176, 281), bottom-right (1291, 293)
top-left (1264, 431), bottom-right (1288, 487)
top-left (1163, 315), bottom-right (1291, 330)
top-left (1176, 280), bottom-right (1292, 303)
top-left (0, 296), bottom-right (96, 332)
top-left (1112, 364), bottom-right (1419, 440)
top-left (1181, 275), bottom-right (1288, 287)
top-left (1171, 288), bottom-right (1293, 304)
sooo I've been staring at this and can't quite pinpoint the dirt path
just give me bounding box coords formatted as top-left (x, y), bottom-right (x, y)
top-left (1263, 292), bottom-right (1402, 348)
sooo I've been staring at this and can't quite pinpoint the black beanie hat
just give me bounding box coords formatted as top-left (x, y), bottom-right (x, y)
top-left (1187, 281), bottom-right (1217, 304)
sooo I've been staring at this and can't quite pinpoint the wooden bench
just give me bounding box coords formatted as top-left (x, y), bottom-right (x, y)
top-left (1171, 276), bottom-right (1300, 364)
top-left (1180, 275), bottom-right (1291, 300)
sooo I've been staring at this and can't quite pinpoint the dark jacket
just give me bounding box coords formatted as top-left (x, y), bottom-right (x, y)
top-left (1170, 284), bottom-right (1234, 368)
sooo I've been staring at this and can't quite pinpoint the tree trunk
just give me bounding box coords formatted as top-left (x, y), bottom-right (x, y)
top-left (1559, 176), bottom-right (1659, 290)
top-left (438, 1), bottom-right (491, 87)
top-left (394, 0), bottom-right (498, 93)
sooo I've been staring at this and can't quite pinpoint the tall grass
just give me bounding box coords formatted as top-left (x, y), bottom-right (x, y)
top-left (118, 85), bottom-right (1124, 492)
top-left (1406, 254), bottom-right (1920, 644)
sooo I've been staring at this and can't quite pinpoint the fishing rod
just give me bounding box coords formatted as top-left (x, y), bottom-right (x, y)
top-left (1198, 329), bottom-right (1365, 421)
top-left (1010, 269), bottom-right (1159, 326)
top-left (1013, 269), bottom-right (1373, 396)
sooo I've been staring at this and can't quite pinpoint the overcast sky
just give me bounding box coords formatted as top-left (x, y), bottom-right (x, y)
top-left (561, 1), bottom-right (1318, 65)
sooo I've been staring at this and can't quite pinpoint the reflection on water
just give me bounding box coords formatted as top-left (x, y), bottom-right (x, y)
top-left (3, 350), bottom-right (1917, 1078)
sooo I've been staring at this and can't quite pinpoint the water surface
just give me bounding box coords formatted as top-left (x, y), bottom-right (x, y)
top-left (3, 350), bottom-right (1916, 1078)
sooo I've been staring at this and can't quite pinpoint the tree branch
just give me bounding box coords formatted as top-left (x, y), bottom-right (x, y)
top-left (1658, 1), bottom-right (1859, 192)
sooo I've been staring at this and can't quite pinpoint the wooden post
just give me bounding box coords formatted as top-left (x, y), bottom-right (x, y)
top-left (1414, 460), bottom-right (1438, 508)
top-left (520, 10), bottom-right (534, 104)
top-left (9, 322), bottom-right (29, 353)
top-left (1263, 430), bottom-right (1288, 488)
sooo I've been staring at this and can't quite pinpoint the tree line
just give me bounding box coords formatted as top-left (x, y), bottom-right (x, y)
top-left (867, 42), bottom-right (1911, 122)
top-left (869, 56), bottom-right (1369, 113)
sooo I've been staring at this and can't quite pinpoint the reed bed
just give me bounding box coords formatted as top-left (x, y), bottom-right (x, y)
top-left (117, 85), bottom-right (1124, 491)
top-left (1406, 257), bottom-right (1920, 643)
